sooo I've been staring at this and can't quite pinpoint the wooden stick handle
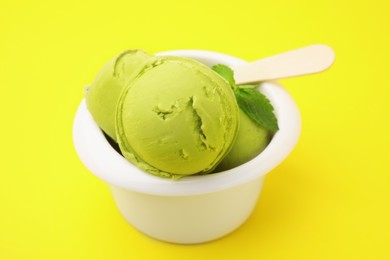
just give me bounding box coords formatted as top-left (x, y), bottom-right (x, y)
top-left (234, 44), bottom-right (335, 84)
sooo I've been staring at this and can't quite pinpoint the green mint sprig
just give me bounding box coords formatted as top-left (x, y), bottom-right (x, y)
top-left (212, 64), bottom-right (279, 133)
top-left (211, 64), bottom-right (236, 86)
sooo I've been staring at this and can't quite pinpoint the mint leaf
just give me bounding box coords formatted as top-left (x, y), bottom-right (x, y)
top-left (237, 84), bottom-right (257, 89)
top-left (212, 64), bottom-right (235, 86)
top-left (212, 63), bottom-right (279, 132)
top-left (234, 88), bottom-right (279, 132)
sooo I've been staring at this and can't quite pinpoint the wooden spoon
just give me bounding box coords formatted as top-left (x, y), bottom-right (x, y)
top-left (234, 44), bottom-right (335, 85)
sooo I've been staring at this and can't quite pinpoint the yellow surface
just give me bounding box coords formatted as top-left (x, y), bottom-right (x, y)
top-left (1, 0), bottom-right (389, 259)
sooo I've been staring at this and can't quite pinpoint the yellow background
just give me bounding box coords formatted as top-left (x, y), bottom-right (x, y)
top-left (1, 0), bottom-right (389, 259)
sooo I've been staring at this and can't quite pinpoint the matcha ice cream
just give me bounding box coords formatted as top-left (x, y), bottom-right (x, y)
top-left (86, 51), bottom-right (240, 179)
top-left (214, 109), bottom-right (271, 172)
top-left (210, 64), bottom-right (278, 172)
top-left (85, 50), bottom-right (157, 141)
top-left (116, 56), bottom-right (239, 178)
top-left (85, 49), bottom-right (277, 179)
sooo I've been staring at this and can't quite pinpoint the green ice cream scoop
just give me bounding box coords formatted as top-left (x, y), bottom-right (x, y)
top-left (116, 56), bottom-right (240, 179)
top-left (214, 109), bottom-right (271, 172)
top-left (85, 50), bottom-right (157, 141)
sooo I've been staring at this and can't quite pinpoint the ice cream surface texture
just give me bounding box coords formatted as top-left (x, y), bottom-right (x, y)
top-left (86, 50), bottom-right (240, 179)
top-left (85, 50), bottom-right (278, 179)
top-left (116, 56), bottom-right (239, 179)
top-left (85, 50), bottom-right (157, 141)
top-left (214, 109), bottom-right (271, 172)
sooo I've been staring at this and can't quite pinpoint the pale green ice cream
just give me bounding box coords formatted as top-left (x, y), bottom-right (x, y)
top-left (85, 49), bottom-right (273, 179)
top-left (213, 108), bottom-right (271, 172)
top-left (115, 56), bottom-right (239, 179)
top-left (85, 50), bottom-right (157, 141)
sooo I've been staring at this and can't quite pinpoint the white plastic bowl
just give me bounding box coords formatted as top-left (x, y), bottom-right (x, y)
top-left (72, 50), bottom-right (301, 244)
